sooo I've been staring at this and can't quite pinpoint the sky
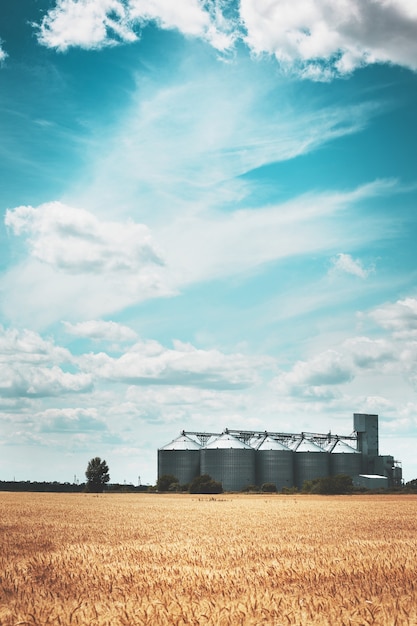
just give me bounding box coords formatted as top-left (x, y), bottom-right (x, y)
top-left (1, 0), bottom-right (417, 486)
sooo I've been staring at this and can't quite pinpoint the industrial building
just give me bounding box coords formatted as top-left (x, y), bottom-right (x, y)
top-left (158, 413), bottom-right (402, 491)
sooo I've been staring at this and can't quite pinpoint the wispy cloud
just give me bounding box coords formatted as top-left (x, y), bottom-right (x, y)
top-left (1, 180), bottom-right (395, 328)
top-left (77, 60), bottom-right (380, 218)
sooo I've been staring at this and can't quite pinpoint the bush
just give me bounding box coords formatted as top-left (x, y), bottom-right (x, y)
top-left (189, 474), bottom-right (223, 494)
top-left (156, 474), bottom-right (179, 492)
top-left (302, 474), bottom-right (353, 495)
top-left (405, 478), bottom-right (417, 492)
top-left (261, 482), bottom-right (277, 493)
top-left (281, 486), bottom-right (298, 494)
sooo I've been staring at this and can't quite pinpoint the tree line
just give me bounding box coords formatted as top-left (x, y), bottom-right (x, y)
top-left (2, 457), bottom-right (417, 494)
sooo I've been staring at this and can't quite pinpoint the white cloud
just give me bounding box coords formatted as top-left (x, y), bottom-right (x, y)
top-left (0, 326), bottom-right (92, 398)
top-left (5, 201), bottom-right (164, 274)
top-left (80, 338), bottom-right (273, 389)
top-left (272, 304), bottom-right (417, 401)
top-left (368, 297), bottom-right (417, 338)
top-left (0, 326), bottom-right (71, 365)
top-left (344, 336), bottom-right (395, 369)
top-left (2, 179), bottom-right (394, 329)
top-left (35, 0), bottom-right (417, 77)
top-left (127, 0), bottom-right (235, 50)
top-left (36, 0), bottom-right (235, 52)
top-left (274, 349), bottom-right (354, 397)
top-left (80, 59), bottom-right (380, 218)
top-left (240, 0), bottom-right (417, 79)
top-left (35, 0), bottom-right (137, 51)
top-left (158, 181), bottom-right (393, 286)
top-left (2, 202), bottom-right (172, 327)
top-left (0, 363), bottom-right (92, 398)
top-left (63, 320), bottom-right (137, 343)
top-left (38, 407), bottom-right (106, 432)
top-left (330, 252), bottom-right (372, 279)
top-left (0, 41), bottom-right (7, 64)
top-left (0, 202), bottom-right (174, 328)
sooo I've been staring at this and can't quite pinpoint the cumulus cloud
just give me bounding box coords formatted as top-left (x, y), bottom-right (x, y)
top-left (344, 336), bottom-right (395, 369)
top-left (63, 320), bottom-right (137, 343)
top-left (34, 0), bottom-right (417, 77)
top-left (35, 0), bottom-right (235, 52)
top-left (273, 333), bottom-right (405, 398)
top-left (5, 201), bottom-right (164, 274)
top-left (80, 338), bottom-right (273, 389)
top-left (368, 297), bottom-right (417, 338)
top-left (35, 0), bottom-right (138, 51)
top-left (274, 349), bottom-right (354, 397)
top-left (330, 252), bottom-right (372, 279)
top-left (0, 364), bottom-right (92, 398)
top-left (38, 407), bottom-right (106, 432)
top-left (3, 202), bottom-right (169, 324)
top-left (0, 326), bottom-right (71, 365)
top-left (0, 326), bottom-right (92, 398)
top-left (240, 0), bottom-right (417, 79)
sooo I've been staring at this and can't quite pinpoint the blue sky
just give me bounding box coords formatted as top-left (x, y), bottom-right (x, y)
top-left (1, 0), bottom-right (417, 485)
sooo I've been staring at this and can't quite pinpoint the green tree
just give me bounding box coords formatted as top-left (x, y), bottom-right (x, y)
top-left (189, 474), bottom-right (223, 494)
top-left (85, 457), bottom-right (110, 493)
top-left (156, 474), bottom-right (179, 492)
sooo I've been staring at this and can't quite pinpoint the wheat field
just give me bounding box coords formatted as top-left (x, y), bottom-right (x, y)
top-left (1, 492), bottom-right (416, 625)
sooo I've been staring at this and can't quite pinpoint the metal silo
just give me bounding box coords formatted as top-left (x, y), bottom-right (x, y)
top-left (201, 432), bottom-right (255, 491)
top-left (255, 436), bottom-right (294, 491)
top-left (158, 433), bottom-right (201, 485)
top-left (329, 439), bottom-right (362, 477)
top-left (294, 438), bottom-right (329, 489)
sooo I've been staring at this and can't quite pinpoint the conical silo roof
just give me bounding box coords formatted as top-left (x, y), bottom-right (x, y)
top-left (257, 436), bottom-right (290, 451)
top-left (322, 440), bottom-right (335, 452)
top-left (287, 437), bottom-right (301, 450)
top-left (294, 438), bottom-right (326, 452)
top-left (330, 440), bottom-right (360, 454)
top-left (205, 432), bottom-right (252, 449)
top-left (159, 433), bottom-right (201, 451)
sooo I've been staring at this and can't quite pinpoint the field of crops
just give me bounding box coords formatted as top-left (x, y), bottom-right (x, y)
top-left (1, 492), bottom-right (416, 625)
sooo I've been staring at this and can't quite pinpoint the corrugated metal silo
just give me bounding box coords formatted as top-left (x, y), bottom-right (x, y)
top-left (158, 433), bottom-right (201, 485)
top-left (329, 439), bottom-right (362, 477)
top-left (201, 432), bottom-right (255, 491)
top-left (255, 436), bottom-right (294, 490)
top-left (294, 438), bottom-right (330, 489)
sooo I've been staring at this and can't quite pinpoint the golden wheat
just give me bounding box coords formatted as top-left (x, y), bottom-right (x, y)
top-left (0, 493), bottom-right (416, 625)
